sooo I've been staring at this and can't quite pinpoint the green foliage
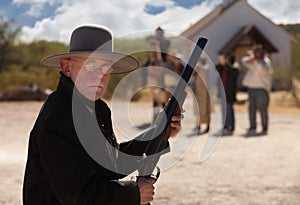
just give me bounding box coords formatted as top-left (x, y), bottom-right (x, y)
top-left (280, 23), bottom-right (300, 38)
top-left (102, 38), bottom-right (149, 99)
top-left (114, 37), bottom-right (149, 65)
top-left (13, 40), bottom-right (67, 70)
top-left (0, 65), bottom-right (60, 93)
top-left (0, 16), bottom-right (20, 72)
top-left (279, 24), bottom-right (300, 80)
top-left (0, 39), bottom-right (67, 93)
top-left (0, 34), bottom-right (150, 98)
top-left (2, 22), bottom-right (297, 98)
top-left (291, 34), bottom-right (300, 79)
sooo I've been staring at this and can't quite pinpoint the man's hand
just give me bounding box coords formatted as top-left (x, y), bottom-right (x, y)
top-left (170, 113), bottom-right (184, 137)
top-left (137, 177), bottom-right (156, 204)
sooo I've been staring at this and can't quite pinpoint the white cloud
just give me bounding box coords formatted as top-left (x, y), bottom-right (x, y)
top-left (12, 0), bottom-right (58, 4)
top-left (248, 0), bottom-right (300, 24)
top-left (144, 0), bottom-right (173, 7)
top-left (19, 0), bottom-right (300, 43)
top-left (19, 0), bottom-right (214, 42)
top-left (12, 0), bottom-right (61, 18)
top-left (26, 3), bottom-right (44, 17)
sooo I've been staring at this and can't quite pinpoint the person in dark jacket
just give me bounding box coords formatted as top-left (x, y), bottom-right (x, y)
top-left (216, 52), bottom-right (239, 135)
top-left (22, 25), bottom-right (182, 205)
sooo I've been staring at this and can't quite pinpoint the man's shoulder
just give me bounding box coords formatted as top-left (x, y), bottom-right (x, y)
top-left (215, 64), bottom-right (223, 71)
top-left (30, 91), bottom-right (74, 139)
top-left (215, 63), bottom-right (221, 67)
top-left (96, 99), bottom-right (111, 113)
top-left (41, 91), bottom-right (72, 122)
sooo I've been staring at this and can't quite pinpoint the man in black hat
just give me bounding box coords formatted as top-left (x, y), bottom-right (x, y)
top-left (22, 25), bottom-right (182, 205)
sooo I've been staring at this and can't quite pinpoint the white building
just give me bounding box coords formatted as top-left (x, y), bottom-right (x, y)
top-left (173, 0), bottom-right (297, 87)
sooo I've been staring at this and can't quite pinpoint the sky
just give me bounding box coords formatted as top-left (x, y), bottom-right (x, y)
top-left (1, 0), bottom-right (300, 43)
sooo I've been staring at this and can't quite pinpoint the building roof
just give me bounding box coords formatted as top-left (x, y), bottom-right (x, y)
top-left (180, 0), bottom-right (297, 43)
top-left (180, 0), bottom-right (239, 38)
top-left (219, 25), bottom-right (278, 53)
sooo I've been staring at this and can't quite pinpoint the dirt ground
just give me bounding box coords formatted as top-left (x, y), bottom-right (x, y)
top-left (0, 91), bottom-right (300, 205)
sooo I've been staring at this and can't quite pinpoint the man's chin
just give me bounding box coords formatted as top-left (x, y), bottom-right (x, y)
top-left (82, 87), bottom-right (104, 101)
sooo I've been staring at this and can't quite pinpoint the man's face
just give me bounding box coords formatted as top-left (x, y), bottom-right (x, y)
top-left (60, 57), bottom-right (112, 100)
top-left (254, 50), bottom-right (263, 59)
top-left (219, 55), bottom-right (229, 66)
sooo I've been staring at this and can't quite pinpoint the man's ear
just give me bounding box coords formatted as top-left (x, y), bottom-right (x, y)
top-left (60, 59), bottom-right (72, 77)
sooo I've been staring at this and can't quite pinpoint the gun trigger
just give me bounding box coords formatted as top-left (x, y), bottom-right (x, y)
top-left (151, 166), bottom-right (161, 180)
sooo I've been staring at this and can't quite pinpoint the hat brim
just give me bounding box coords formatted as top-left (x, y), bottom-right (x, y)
top-left (40, 51), bottom-right (140, 74)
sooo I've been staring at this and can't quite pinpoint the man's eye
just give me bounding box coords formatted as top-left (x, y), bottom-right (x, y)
top-left (83, 62), bottom-right (113, 73)
top-left (84, 63), bottom-right (98, 71)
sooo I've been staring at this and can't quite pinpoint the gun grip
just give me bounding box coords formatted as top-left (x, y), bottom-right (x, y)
top-left (164, 91), bottom-right (186, 139)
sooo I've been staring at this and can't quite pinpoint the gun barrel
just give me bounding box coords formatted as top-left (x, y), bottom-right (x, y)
top-left (139, 37), bottom-right (208, 177)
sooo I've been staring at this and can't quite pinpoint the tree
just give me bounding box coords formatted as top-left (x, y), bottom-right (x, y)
top-left (0, 16), bottom-right (20, 72)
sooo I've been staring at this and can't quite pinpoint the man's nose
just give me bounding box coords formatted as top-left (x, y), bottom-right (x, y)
top-left (93, 69), bottom-right (105, 79)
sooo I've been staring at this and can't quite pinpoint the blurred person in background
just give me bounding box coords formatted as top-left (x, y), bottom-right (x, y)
top-left (192, 57), bottom-right (211, 135)
top-left (241, 44), bottom-right (273, 136)
top-left (216, 52), bottom-right (239, 135)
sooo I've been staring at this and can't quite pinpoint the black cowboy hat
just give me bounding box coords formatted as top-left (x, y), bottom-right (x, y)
top-left (40, 25), bottom-right (140, 74)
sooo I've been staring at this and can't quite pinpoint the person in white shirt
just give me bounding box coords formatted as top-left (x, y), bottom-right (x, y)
top-left (241, 44), bottom-right (273, 135)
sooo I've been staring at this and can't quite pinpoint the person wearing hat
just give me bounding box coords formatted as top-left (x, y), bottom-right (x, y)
top-left (22, 25), bottom-right (182, 205)
top-left (216, 52), bottom-right (239, 135)
top-left (241, 44), bottom-right (273, 136)
top-left (192, 57), bottom-right (211, 135)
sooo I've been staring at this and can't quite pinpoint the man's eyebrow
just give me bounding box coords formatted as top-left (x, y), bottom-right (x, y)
top-left (85, 59), bottom-right (112, 65)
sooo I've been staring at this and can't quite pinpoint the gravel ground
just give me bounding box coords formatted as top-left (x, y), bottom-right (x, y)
top-left (0, 98), bottom-right (299, 205)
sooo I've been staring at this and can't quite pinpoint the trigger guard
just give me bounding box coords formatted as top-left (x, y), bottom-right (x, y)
top-left (151, 166), bottom-right (161, 180)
